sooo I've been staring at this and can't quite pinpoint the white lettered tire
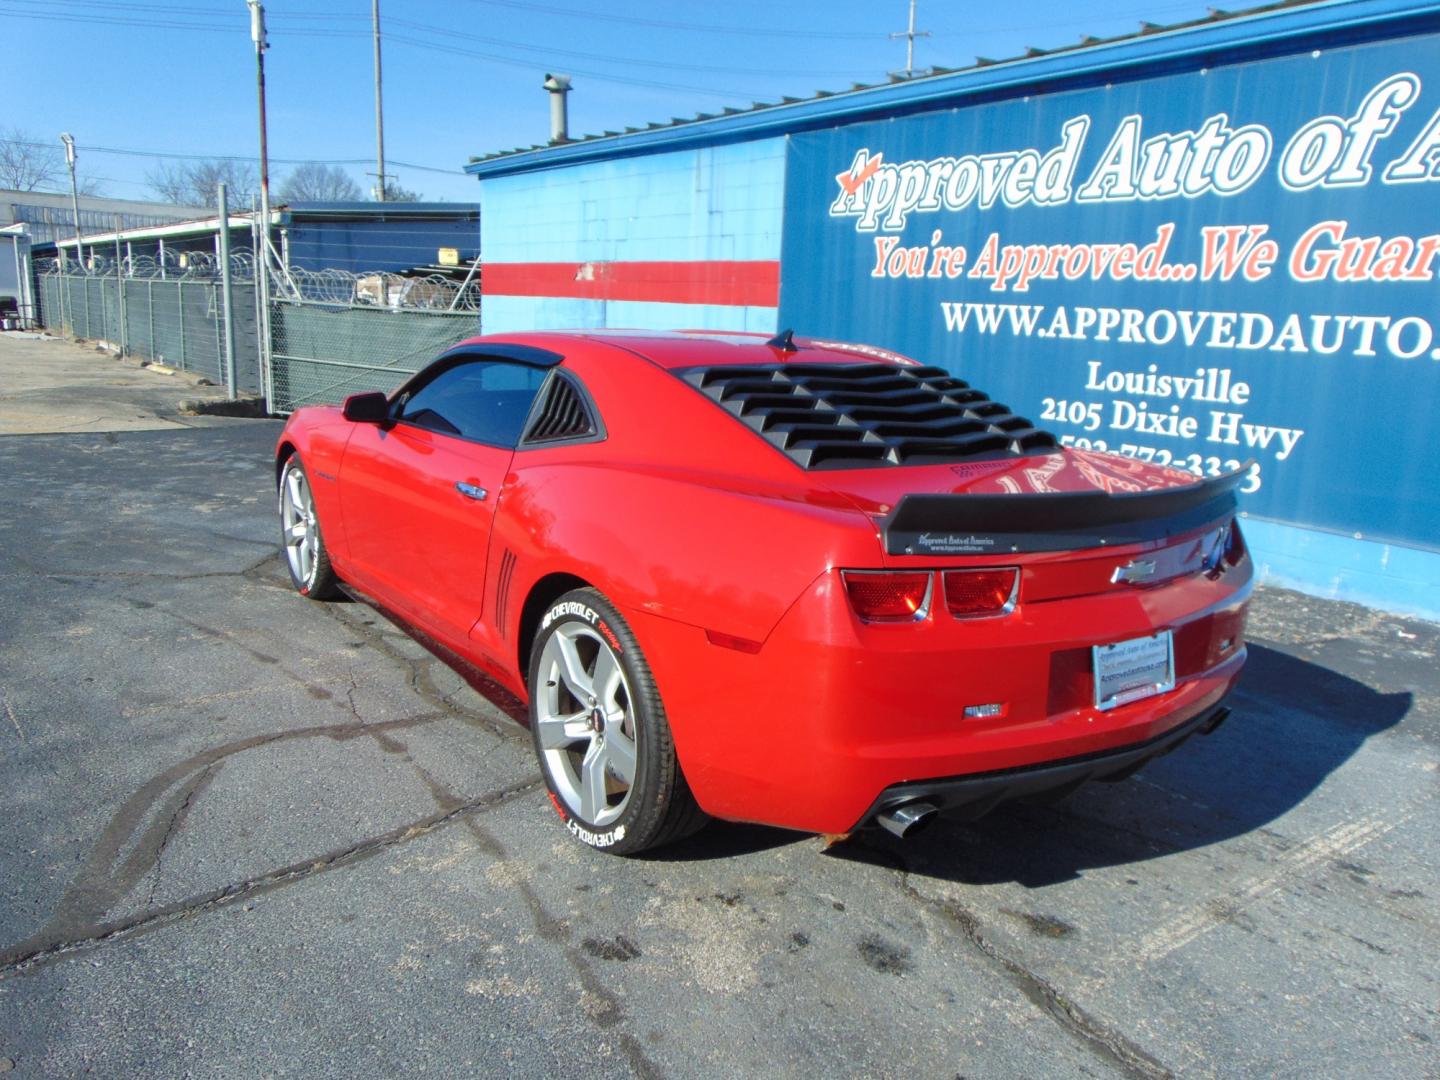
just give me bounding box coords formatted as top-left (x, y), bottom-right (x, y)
top-left (528, 588), bottom-right (706, 854)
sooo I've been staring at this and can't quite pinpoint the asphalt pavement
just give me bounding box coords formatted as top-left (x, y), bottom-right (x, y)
top-left (0, 331), bottom-right (233, 436)
top-left (0, 336), bottom-right (1435, 1078)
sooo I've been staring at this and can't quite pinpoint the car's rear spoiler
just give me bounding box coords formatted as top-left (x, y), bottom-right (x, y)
top-left (882, 464), bottom-right (1250, 556)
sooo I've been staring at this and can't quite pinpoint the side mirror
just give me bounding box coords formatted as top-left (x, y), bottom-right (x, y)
top-left (342, 391), bottom-right (390, 424)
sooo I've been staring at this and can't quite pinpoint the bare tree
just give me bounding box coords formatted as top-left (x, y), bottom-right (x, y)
top-left (0, 128), bottom-right (63, 191)
top-left (0, 128), bottom-right (105, 194)
top-left (147, 159), bottom-right (259, 208)
top-left (278, 162), bottom-right (362, 203)
top-left (0, 129), bottom-right (60, 190)
top-left (377, 180), bottom-right (422, 202)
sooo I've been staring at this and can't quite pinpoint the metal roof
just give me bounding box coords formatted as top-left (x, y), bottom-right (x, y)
top-left (277, 201), bottom-right (479, 221)
top-left (48, 213), bottom-right (260, 251)
top-left (39, 201), bottom-right (480, 252)
top-left (465, 0), bottom-right (1440, 180)
top-left (0, 188), bottom-right (210, 218)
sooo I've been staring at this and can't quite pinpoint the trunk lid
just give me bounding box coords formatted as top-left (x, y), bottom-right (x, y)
top-left (820, 447), bottom-right (1214, 518)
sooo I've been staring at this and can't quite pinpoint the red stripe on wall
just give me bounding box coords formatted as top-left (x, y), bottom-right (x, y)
top-left (481, 260), bottom-right (779, 307)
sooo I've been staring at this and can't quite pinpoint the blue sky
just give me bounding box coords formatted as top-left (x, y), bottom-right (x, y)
top-left (3, 0), bottom-right (1234, 203)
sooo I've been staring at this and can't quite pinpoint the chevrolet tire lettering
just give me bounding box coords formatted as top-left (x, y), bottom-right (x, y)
top-left (542, 601), bottom-right (601, 630)
top-left (567, 820), bottom-right (627, 848)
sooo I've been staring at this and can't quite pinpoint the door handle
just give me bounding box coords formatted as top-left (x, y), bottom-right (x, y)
top-left (455, 482), bottom-right (488, 501)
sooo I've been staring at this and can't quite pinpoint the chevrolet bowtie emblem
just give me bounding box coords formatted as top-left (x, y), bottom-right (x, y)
top-left (1111, 558), bottom-right (1158, 585)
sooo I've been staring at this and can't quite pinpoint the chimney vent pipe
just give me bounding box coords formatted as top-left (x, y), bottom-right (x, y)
top-left (543, 73), bottom-right (572, 144)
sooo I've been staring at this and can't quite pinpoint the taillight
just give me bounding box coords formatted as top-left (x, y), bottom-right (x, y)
top-left (1204, 520), bottom-right (1247, 578)
top-left (943, 568), bottom-right (1019, 617)
top-left (841, 571), bottom-right (932, 622)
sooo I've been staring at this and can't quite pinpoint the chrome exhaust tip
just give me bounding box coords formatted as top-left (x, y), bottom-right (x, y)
top-left (875, 801), bottom-right (939, 839)
top-left (1201, 706), bottom-right (1232, 735)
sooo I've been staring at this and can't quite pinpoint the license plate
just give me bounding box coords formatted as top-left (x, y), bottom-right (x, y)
top-left (1093, 631), bottom-right (1175, 711)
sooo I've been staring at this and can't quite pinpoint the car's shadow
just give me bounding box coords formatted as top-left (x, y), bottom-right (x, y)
top-left (659, 643), bottom-right (1411, 884)
top-left (359, 572), bottom-right (1411, 883)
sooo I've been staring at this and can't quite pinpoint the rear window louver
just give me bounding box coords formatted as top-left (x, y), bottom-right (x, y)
top-left (680, 362), bottom-right (1057, 470)
top-left (523, 375), bottom-right (594, 443)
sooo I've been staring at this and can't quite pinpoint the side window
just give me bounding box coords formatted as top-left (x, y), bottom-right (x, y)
top-left (394, 360), bottom-right (548, 446)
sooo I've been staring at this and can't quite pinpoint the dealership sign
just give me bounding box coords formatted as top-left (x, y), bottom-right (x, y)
top-left (780, 43), bottom-right (1440, 550)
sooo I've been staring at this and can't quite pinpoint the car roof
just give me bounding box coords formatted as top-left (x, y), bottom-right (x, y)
top-left (440, 328), bottom-right (1065, 473)
top-left (445, 329), bottom-right (920, 371)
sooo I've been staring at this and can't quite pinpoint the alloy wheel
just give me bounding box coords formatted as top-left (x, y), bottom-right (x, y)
top-left (280, 464), bottom-right (319, 589)
top-left (534, 622), bottom-right (638, 827)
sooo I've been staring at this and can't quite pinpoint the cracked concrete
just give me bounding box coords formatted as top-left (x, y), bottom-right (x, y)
top-left (0, 416), bottom-right (1436, 1077)
top-left (0, 333), bottom-right (260, 435)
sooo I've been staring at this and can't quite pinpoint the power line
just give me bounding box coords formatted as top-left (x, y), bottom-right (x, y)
top-left (3, 0), bottom-right (365, 20)
top-left (0, 5), bottom-right (364, 36)
top-left (450, 0), bottom-right (879, 40)
top-left (0, 4), bottom-right (767, 96)
top-left (925, 1), bottom-right (1213, 37)
top-left (11, 0), bottom-right (1212, 38)
top-left (7, 138), bottom-right (466, 176)
top-left (6, 0), bottom-right (877, 38)
top-left (384, 34), bottom-right (762, 98)
top-left (386, 16), bottom-right (861, 78)
top-left (4, 0), bottom-right (1219, 47)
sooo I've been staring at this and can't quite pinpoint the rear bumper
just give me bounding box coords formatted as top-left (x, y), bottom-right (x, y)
top-left (626, 549), bottom-right (1251, 835)
top-left (856, 699), bottom-right (1233, 832)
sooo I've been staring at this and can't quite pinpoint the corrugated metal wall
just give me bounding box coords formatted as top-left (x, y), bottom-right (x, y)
top-left (283, 216), bottom-right (480, 273)
top-left (478, 138), bottom-right (786, 333)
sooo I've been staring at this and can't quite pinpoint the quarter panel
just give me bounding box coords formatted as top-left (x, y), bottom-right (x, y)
top-left (485, 337), bottom-right (883, 655)
top-left (494, 459), bottom-right (880, 646)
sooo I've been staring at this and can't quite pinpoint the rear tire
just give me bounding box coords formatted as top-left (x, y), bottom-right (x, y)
top-left (278, 454), bottom-right (339, 600)
top-left (528, 588), bottom-right (707, 855)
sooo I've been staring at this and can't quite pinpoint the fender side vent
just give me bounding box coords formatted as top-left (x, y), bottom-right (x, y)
top-left (679, 362), bottom-right (1057, 470)
top-left (523, 374), bottom-right (594, 443)
top-left (495, 549), bottom-right (518, 638)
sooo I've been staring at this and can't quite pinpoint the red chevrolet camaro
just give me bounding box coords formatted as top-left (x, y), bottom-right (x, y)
top-left (275, 330), bottom-right (1251, 854)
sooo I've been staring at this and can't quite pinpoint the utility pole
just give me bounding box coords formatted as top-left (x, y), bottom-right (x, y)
top-left (247, 1), bottom-right (271, 236)
top-left (59, 133), bottom-right (82, 270)
top-left (372, 0), bottom-right (387, 201)
top-left (247, 0), bottom-right (274, 409)
top-left (889, 0), bottom-right (930, 78)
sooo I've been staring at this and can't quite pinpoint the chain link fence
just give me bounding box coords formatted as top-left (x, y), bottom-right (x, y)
top-left (34, 244), bottom-right (482, 413)
top-left (270, 299), bottom-right (479, 412)
top-left (36, 260), bottom-right (261, 395)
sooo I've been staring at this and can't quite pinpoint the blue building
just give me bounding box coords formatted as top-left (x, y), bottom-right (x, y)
top-left (465, 0), bottom-right (1440, 620)
top-left (271, 202), bottom-right (480, 274)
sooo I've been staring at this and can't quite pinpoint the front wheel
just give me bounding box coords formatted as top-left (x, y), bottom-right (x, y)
top-left (278, 454), bottom-right (339, 599)
top-left (528, 588), bottom-right (706, 855)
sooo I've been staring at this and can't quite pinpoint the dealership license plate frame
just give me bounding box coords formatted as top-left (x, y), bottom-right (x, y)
top-left (1093, 631), bottom-right (1176, 711)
